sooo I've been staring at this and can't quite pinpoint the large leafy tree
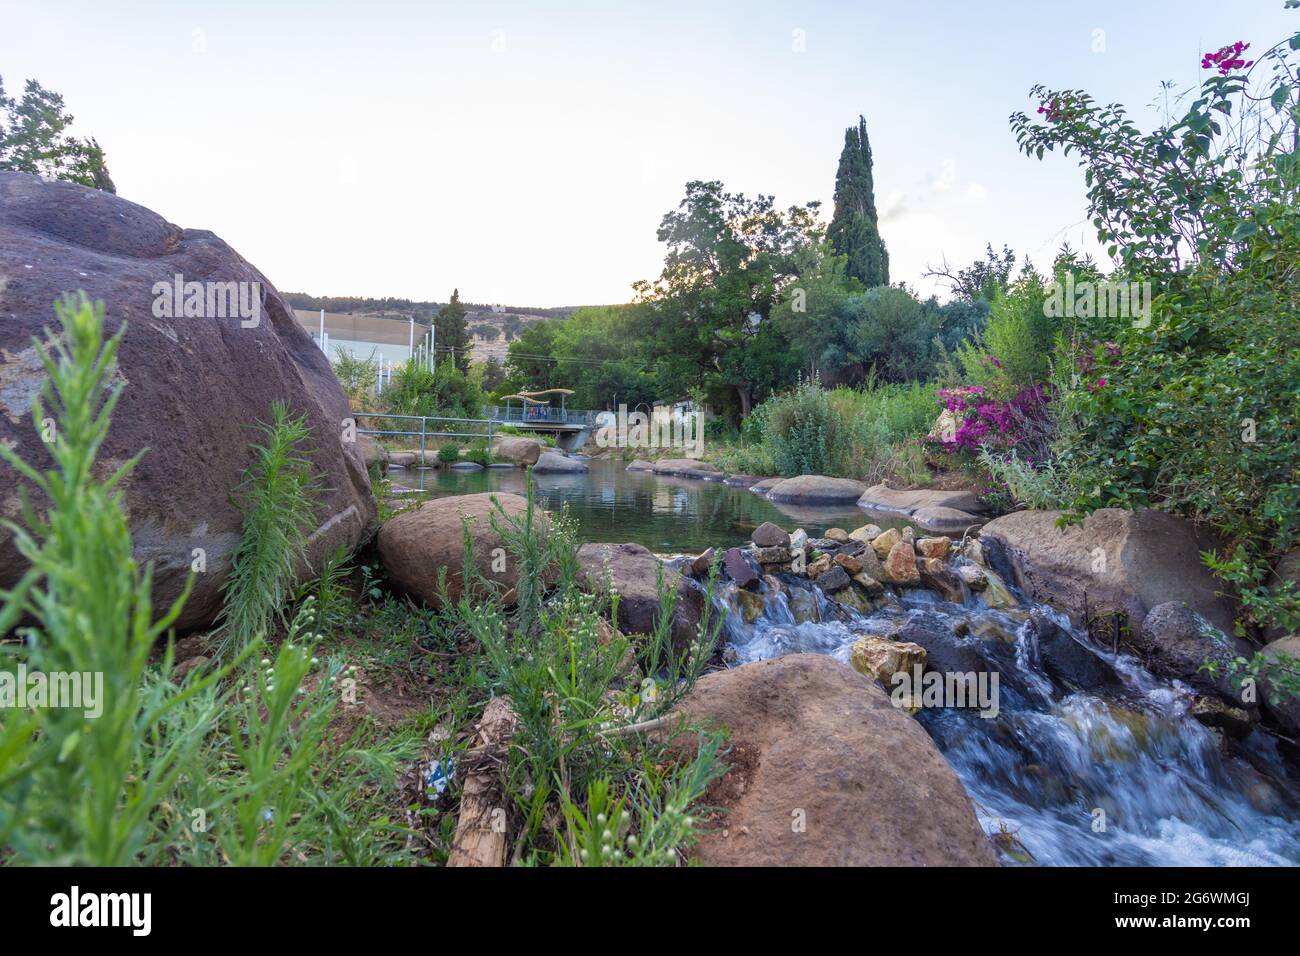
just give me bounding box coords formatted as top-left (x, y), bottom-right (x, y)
top-left (828, 115), bottom-right (888, 287)
top-left (633, 180), bottom-right (825, 418)
top-left (0, 76), bottom-right (115, 192)
top-left (434, 289), bottom-right (471, 373)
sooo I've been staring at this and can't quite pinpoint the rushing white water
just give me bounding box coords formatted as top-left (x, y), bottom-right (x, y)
top-left (706, 569), bottom-right (1300, 866)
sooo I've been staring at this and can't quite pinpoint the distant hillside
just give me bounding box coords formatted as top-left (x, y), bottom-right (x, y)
top-left (284, 292), bottom-right (608, 363)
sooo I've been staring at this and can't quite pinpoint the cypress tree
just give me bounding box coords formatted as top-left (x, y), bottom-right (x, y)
top-left (434, 288), bottom-right (471, 372)
top-left (828, 115), bottom-right (889, 288)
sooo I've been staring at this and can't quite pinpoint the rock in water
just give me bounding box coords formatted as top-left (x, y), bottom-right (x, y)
top-left (751, 521), bottom-right (791, 549)
top-left (883, 541), bottom-right (921, 586)
top-left (1137, 601), bottom-right (1254, 704)
top-left (378, 493), bottom-right (547, 609)
top-left (723, 547), bottom-right (760, 589)
top-left (979, 508), bottom-right (1236, 640)
top-left (577, 542), bottom-right (704, 654)
top-left (1259, 636), bottom-right (1300, 736)
top-left (0, 171), bottom-right (375, 631)
top-left (670, 654), bottom-right (996, 866)
top-left (767, 475), bottom-right (867, 505)
top-left (532, 450), bottom-right (588, 473)
top-left (492, 436), bottom-right (544, 466)
top-left (851, 636), bottom-right (927, 685)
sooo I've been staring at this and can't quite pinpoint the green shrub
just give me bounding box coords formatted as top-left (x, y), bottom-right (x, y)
top-left (216, 401), bottom-right (320, 657)
top-left (441, 481), bottom-right (727, 865)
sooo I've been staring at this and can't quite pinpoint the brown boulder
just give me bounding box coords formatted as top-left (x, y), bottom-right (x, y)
top-left (577, 542), bottom-right (704, 653)
top-left (851, 635), bottom-right (927, 684)
top-left (979, 508), bottom-right (1237, 643)
top-left (883, 541), bottom-right (921, 586)
top-left (378, 493), bottom-right (545, 608)
top-left (492, 435), bottom-right (544, 466)
top-left (672, 655), bottom-right (996, 866)
top-left (0, 171), bottom-right (375, 631)
top-left (857, 484), bottom-right (986, 516)
top-left (920, 558), bottom-right (967, 604)
top-left (767, 475), bottom-right (867, 505)
top-left (751, 521), bottom-right (790, 549)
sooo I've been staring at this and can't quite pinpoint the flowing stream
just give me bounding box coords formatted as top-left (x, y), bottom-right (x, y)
top-left (410, 459), bottom-right (1300, 865)
top-left (703, 568), bottom-right (1300, 866)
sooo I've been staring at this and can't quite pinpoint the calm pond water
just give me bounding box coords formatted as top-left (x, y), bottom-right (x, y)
top-left (389, 457), bottom-right (900, 553)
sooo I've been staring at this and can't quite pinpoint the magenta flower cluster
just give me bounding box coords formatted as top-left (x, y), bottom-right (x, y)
top-left (1202, 41), bottom-right (1253, 75)
top-left (936, 384), bottom-right (1049, 453)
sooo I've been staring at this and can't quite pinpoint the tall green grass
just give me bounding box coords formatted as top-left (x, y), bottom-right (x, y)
top-left (216, 401), bottom-right (319, 657)
top-left (707, 377), bottom-right (937, 483)
top-left (440, 481), bottom-right (728, 865)
top-left (0, 295), bottom-right (417, 866)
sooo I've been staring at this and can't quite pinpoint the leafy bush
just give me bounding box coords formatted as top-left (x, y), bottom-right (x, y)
top-left (332, 346), bottom-right (379, 407)
top-left (1008, 7), bottom-right (1300, 641)
top-left (764, 374), bottom-right (840, 476)
top-left (386, 356), bottom-right (484, 420)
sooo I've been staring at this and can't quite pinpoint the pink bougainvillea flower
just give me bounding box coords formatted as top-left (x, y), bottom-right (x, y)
top-left (1202, 40), bottom-right (1253, 75)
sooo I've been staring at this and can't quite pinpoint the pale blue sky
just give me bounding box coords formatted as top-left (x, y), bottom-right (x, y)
top-left (2, 1), bottom-right (1293, 305)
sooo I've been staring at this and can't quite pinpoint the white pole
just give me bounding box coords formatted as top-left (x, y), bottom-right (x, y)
top-left (409, 316), bottom-right (415, 359)
top-left (318, 309), bottom-right (325, 352)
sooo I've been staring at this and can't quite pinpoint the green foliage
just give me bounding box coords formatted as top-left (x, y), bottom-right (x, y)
top-left (385, 356), bottom-right (484, 420)
top-left (762, 374), bottom-right (840, 476)
top-left (0, 299), bottom-right (421, 866)
top-left (1011, 9), bottom-right (1300, 640)
top-left (632, 180), bottom-right (829, 418)
top-left (216, 401), bottom-right (320, 657)
top-left (434, 289), bottom-right (471, 373)
top-left (441, 481), bottom-right (727, 865)
top-left (436, 443), bottom-right (461, 464)
top-left (0, 75), bottom-right (115, 191)
top-left (828, 115), bottom-right (889, 287)
top-left (0, 294), bottom-right (202, 863)
top-left (1010, 18), bottom-right (1300, 276)
top-left (828, 286), bottom-right (940, 384)
top-left (332, 346), bottom-right (379, 407)
top-left (710, 376), bottom-right (936, 482)
top-left (956, 269), bottom-right (1056, 395)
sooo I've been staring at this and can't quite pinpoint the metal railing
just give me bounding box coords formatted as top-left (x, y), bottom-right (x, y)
top-left (354, 412), bottom-right (496, 464)
top-left (488, 405), bottom-right (598, 426)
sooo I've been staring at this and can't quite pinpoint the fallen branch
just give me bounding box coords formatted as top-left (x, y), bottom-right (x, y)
top-left (447, 696), bottom-right (517, 868)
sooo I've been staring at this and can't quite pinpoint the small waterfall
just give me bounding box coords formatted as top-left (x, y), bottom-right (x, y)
top-left (709, 567), bottom-right (1300, 866)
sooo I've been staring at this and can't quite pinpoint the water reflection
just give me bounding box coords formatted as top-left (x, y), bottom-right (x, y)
top-left (387, 457), bottom-right (906, 553)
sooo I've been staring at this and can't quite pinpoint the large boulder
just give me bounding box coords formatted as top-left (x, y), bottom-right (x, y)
top-left (671, 654), bottom-right (996, 866)
top-left (857, 484), bottom-right (987, 516)
top-left (0, 172), bottom-right (375, 631)
top-left (767, 475), bottom-right (867, 505)
top-left (492, 435), bottom-right (544, 466)
top-left (1259, 636), bottom-right (1300, 736)
top-left (1136, 602), bottom-right (1254, 703)
top-left (577, 543), bottom-right (704, 653)
top-left (979, 509), bottom-right (1237, 645)
top-left (377, 493), bottom-right (546, 608)
top-left (650, 458), bottom-right (722, 480)
top-left (532, 450), bottom-right (588, 474)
